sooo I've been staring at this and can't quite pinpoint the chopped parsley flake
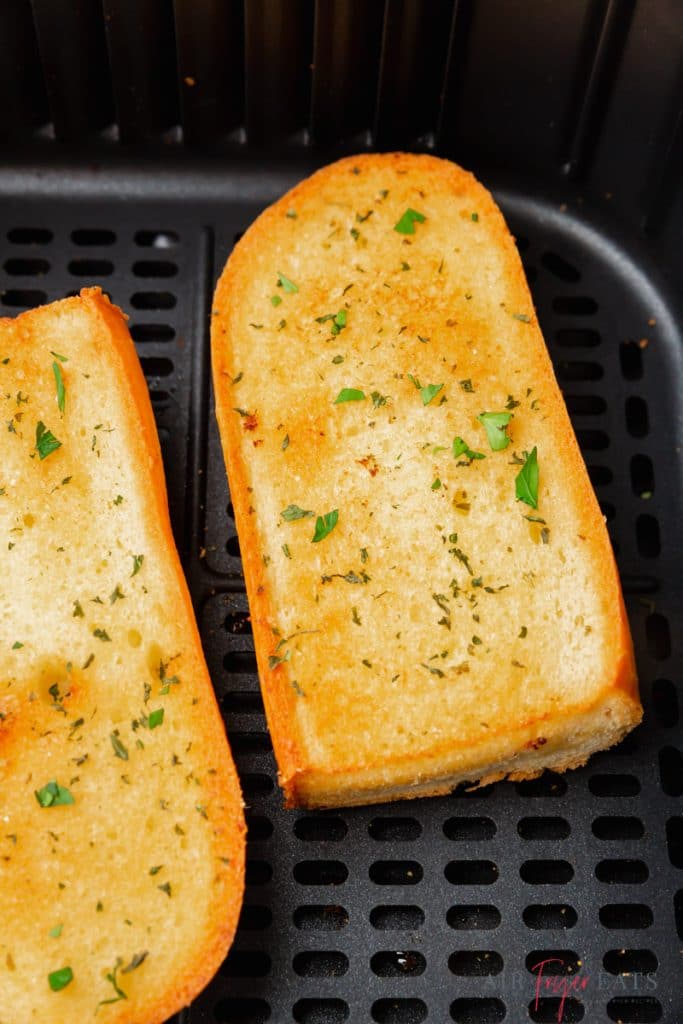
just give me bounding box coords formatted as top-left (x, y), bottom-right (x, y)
top-left (394, 208), bottom-right (426, 234)
top-left (431, 478), bottom-right (442, 490)
top-left (281, 504), bottom-right (313, 521)
top-left (11, 641), bottom-right (23, 650)
top-left (268, 650), bottom-right (291, 670)
top-left (97, 960), bottom-right (127, 1008)
top-left (408, 375), bottom-right (443, 405)
top-left (72, 600), bottom-right (84, 618)
top-left (477, 411), bottom-right (512, 451)
top-left (35, 421), bottom-right (61, 460)
top-left (316, 309), bottom-right (347, 335)
top-left (334, 387), bottom-right (365, 404)
top-left (270, 294), bottom-right (282, 307)
top-left (515, 446), bottom-right (539, 509)
top-left (513, 312), bottom-right (531, 323)
top-left (52, 362), bottom-right (66, 414)
top-left (281, 434), bottom-right (289, 450)
top-left (453, 436), bottom-right (485, 463)
top-left (110, 732), bottom-right (129, 760)
top-left (312, 509), bottom-right (339, 543)
top-left (371, 391), bottom-right (388, 407)
top-left (49, 923), bottom-right (63, 939)
top-left (471, 212), bottom-right (479, 222)
top-left (93, 628), bottom-right (111, 642)
top-left (35, 781), bottom-right (74, 808)
top-left (48, 966), bottom-right (73, 991)
top-left (286, 209), bottom-right (297, 219)
top-left (421, 662), bottom-right (445, 677)
top-left (148, 708), bottom-right (164, 730)
top-left (131, 554), bottom-right (144, 577)
top-left (277, 271), bottom-right (298, 294)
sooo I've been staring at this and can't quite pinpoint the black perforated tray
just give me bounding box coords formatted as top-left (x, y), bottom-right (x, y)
top-left (2, 163), bottom-right (681, 1024)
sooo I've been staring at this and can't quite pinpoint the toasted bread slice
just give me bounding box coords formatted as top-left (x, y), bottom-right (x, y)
top-left (0, 289), bottom-right (244, 1022)
top-left (211, 153), bottom-right (641, 809)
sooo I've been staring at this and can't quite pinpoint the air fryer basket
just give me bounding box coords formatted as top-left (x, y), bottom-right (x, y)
top-left (1, 3), bottom-right (681, 1023)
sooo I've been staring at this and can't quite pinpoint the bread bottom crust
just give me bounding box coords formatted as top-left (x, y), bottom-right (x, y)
top-left (284, 692), bottom-right (642, 808)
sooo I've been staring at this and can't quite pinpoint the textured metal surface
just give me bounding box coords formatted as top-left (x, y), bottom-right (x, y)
top-left (1, 167), bottom-right (680, 1022)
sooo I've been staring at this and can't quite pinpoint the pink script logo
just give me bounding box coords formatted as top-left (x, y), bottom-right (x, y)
top-left (531, 958), bottom-right (590, 1023)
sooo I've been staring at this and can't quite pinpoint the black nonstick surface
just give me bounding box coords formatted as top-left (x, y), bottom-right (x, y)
top-left (1, 163), bottom-right (681, 1024)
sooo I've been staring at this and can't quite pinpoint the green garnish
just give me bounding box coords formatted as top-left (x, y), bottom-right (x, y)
top-left (519, 626), bottom-right (528, 639)
top-left (286, 209), bottom-right (297, 219)
top-left (401, 261), bottom-right (411, 271)
top-left (371, 391), bottom-right (388, 407)
top-left (471, 212), bottom-right (479, 222)
top-left (131, 554), bottom-right (144, 576)
top-left (35, 781), bottom-right (74, 807)
top-left (149, 707), bottom-right (165, 729)
top-left (515, 446), bottom-right (539, 509)
top-left (394, 208), bottom-right (426, 234)
top-left (50, 351), bottom-right (68, 363)
top-left (408, 375), bottom-right (443, 405)
top-left (281, 434), bottom-right (289, 450)
top-left (459, 379), bottom-right (474, 392)
top-left (52, 362), bottom-right (66, 414)
top-left (93, 628), bottom-right (111, 642)
top-left (282, 543), bottom-right (291, 559)
top-left (277, 271), bottom-right (298, 294)
top-left (312, 509), bottom-right (339, 543)
top-left (49, 924), bottom-right (63, 938)
top-left (421, 663), bottom-right (445, 677)
top-left (281, 504), bottom-right (313, 521)
top-left (334, 388), bottom-right (365, 404)
top-left (268, 650), bottom-right (291, 670)
top-left (158, 882), bottom-right (172, 897)
top-left (110, 732), bottom-right (129, 760)
top-left (477, 411), bottom-right (512, 451)
top-left (431, 478), bottom-right (442, 490)
top-left (109, 585), bottom-right (124, 604)
top-left (97, 960), bottom-right (127, 1008)
top-left (270, 294), bottom-right (282, 307)
top-left (35, 421), bottom-right (61, 460)
top-left (48, 966), bottom-right (73, 991)
top-left (12, 641), bottom-right (23, 650)
top-left (513, 313), bottom-right (531, 323)
top-left (453, 437), bottom-right (485, 463)
top-left (316, 310), bottom-right (347, 335)
top-left (72, 600), bottom-right (84, 618)
top-left (332, 355), bottom-right (344, 364)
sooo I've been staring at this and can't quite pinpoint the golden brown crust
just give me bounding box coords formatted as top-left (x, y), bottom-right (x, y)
top-left (212, 152), bottom-right (641, 809)
top-left (1, 289), bottom-right (245, 1023)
